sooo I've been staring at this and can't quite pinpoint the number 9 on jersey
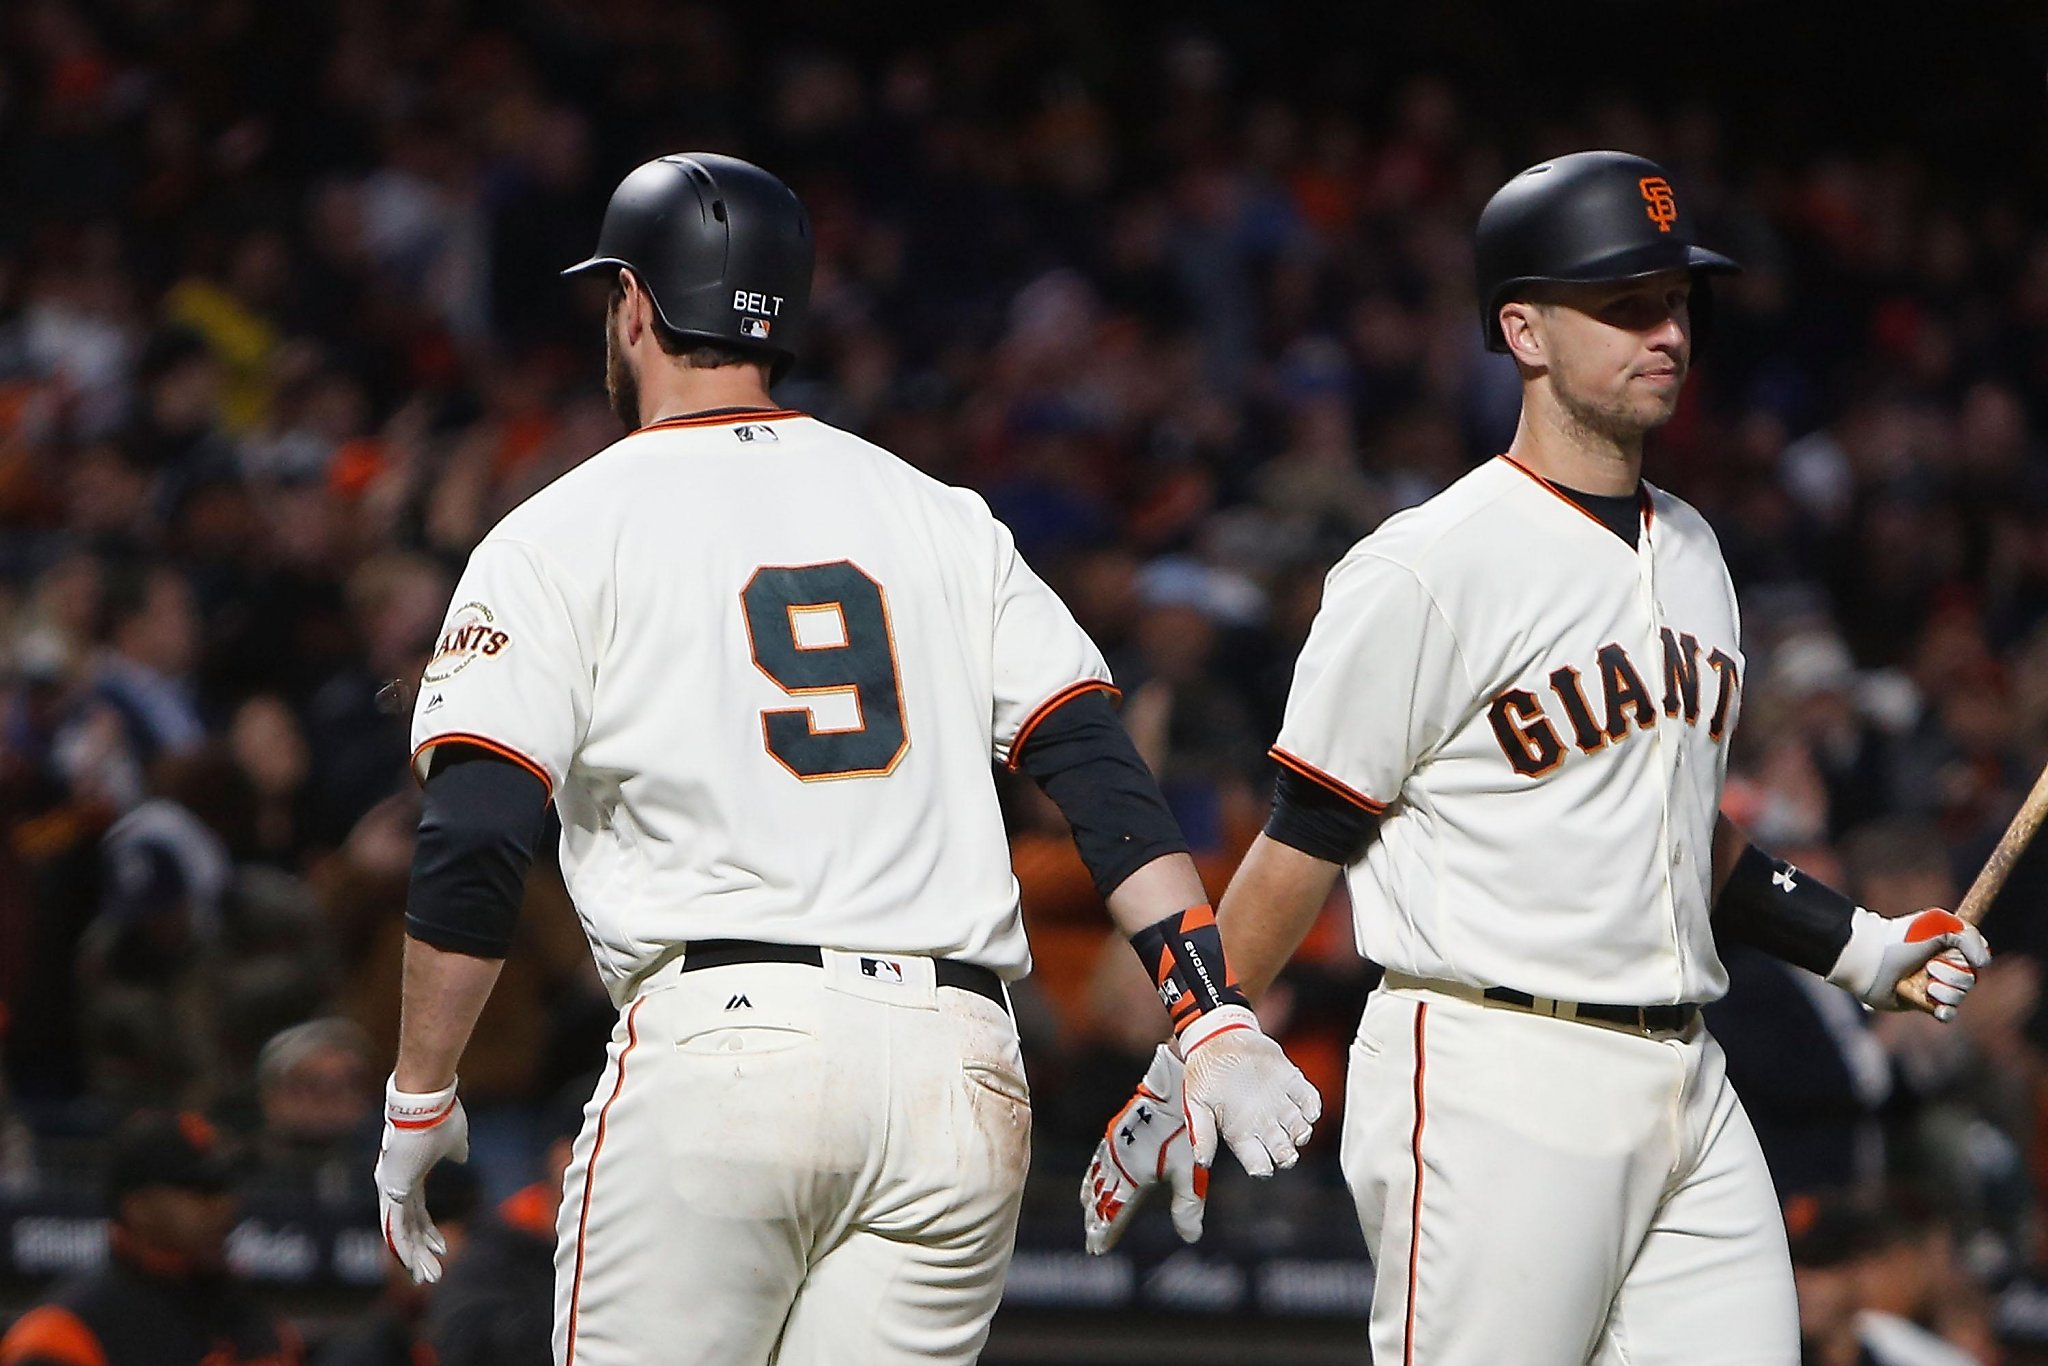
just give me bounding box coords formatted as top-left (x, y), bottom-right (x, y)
top-left (742, 561), bottom-right (908, 781)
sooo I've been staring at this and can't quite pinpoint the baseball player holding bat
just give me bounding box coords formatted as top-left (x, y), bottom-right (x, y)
top-left (1083, 152), bottom-right (1991, 1364)
top-left (364, 153), bottom-right (1316, 1366)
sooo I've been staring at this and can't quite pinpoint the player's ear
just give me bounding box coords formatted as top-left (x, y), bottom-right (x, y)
top-left (1499, 300), bottom-right (1546, 368)
top-left (616, 268), bottom-right (647, 344)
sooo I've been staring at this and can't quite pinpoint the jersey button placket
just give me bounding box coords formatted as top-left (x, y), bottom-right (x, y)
top-left (1638, 510), bottom-right (1687, 994)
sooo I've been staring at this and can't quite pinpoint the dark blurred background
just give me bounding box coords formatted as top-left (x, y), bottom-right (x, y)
top-left (5, 0), bottom-right (2048, 1361)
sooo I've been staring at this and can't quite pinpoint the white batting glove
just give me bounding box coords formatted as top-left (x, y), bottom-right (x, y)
top-left (1081, 1045), bottom-right (1206, 1253)
top-left (373, 1075), bottom-right (469, 1283)
top-left (1827, 907), bottom-right (1991, 1022)
top-left (1176, 1004), bottom-right (1321, 1178)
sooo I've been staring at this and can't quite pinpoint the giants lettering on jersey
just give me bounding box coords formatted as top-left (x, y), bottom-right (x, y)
top-left (422, 602), bottom-right (511, 684)
top-left (1487, 627), bottom-right (1738, 777)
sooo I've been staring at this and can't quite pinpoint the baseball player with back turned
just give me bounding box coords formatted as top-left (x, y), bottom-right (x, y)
top-left (367, 152), bottom-right (1319, 1366)
top-left (1081, 151), bottom-right (1992, 1364)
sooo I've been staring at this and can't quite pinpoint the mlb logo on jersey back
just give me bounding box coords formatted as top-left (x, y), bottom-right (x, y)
top-left (734, 423), bottom-right (779, 443)
top-left (860, 957), bottom-right (904, 985)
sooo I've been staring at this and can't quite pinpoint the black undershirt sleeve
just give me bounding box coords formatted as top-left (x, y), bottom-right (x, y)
top-left (405, 746), bottom-right (550, 959)
top-left (1710, 842), bottom-right (1857, 976)
top-left (1264, 765), bottom-right (1381, 865)
top-left (1014, 689), bottom-right (1191, 899)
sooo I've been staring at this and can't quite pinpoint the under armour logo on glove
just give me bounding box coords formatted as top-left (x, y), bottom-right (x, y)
top-left (1120, 1102), bottom-right (1156, 1147)
top-left (1773, 866), bottom-right (1798, 892)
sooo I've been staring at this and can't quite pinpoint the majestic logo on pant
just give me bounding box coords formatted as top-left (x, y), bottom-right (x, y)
top-left (725, 994), bottom-right (753, 1010)
top-left (860, 958), bottom-right (904, 985)
top-left (1487, 628), bottom-right (1739, 777)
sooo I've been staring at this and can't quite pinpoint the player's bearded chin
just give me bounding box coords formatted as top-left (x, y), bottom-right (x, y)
top-left (605, 307), bottom-right (640, 429)
top-left (1557, 357), bottom-right (1680, 440)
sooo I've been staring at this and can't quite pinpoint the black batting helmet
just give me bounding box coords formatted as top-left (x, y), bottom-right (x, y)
top-left (563, 153), bottom-right (813, 380)
top-left (1475, 151), bottom-right (1740, 353)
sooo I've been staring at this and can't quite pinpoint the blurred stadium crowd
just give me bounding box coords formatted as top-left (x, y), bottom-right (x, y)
top-left (5, 0), bottom-right (2048, 1360)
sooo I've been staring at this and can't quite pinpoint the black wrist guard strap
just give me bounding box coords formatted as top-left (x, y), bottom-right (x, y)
top-left (1129, 904), bottom-right (1251, 1034)
top-left (1711, 843), bottom-right (1858, 977)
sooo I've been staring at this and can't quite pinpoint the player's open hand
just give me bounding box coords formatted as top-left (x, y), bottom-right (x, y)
top-left (1175, 1005), bottom-right (1321, 1178)
top-left (1832, 907), bottom-right (1991, 1023)
top-left (1081, 1045), bottom-right (1206, 1253)
top-left (373, 1075), bottom-right (469, 1283)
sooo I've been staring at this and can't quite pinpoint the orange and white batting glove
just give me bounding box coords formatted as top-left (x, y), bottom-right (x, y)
top-left (1081, 1045), bottom-right (1206, 1253)
top-left (1128, 904), bottom-right (1321, 1180)
top-left (373, 1074), bottom-right (469, 1283)
top-left (1827, 907), bottom-right (1991, 1022)
top-left (1176, 1004), bottom-right (1321, 1177)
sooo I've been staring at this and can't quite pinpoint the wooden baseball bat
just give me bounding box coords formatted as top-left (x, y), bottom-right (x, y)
top-left (1956, 761), bottom-right (2048, 927)
top-left (1890, 766), bottom-right (2047, 1016)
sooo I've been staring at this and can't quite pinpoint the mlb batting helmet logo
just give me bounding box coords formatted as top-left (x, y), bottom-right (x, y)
top-left (1639, 177), bottom-right (1677, 233)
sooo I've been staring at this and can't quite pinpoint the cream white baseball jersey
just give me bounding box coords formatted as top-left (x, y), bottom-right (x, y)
top-left (1274, 454), bottom-right (1744, 1006)
top-left (410, 408), bottom-right (1111, 1003)
top-left (414, 407), bottom-right (1110, 1366)
top-left (1276, 455), bottom-right (1797, 1365)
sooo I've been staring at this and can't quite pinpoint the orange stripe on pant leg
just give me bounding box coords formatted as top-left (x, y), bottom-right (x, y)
top-left (566, 996), bottom-right (645, 1366)
top-left (1404, 1002), bottom-right (1428, 1366)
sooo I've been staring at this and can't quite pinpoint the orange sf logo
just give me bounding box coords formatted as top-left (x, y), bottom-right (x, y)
top-left (1640, 177), bottom-right (1677, 233)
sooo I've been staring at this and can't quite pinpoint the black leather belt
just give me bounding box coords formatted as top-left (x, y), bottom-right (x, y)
top-left (1481, 986), bottom-right (1698, 1035)
top-left (681, 939), bottom-right (1008, 1014)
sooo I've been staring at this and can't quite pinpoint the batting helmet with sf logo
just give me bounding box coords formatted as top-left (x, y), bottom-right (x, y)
top-left (1473, 150), bottom-right (1741, 353)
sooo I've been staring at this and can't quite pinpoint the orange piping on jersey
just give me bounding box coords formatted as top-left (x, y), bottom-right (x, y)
top-left (411, 734), bottom-right (553, 800)
top-left (0, 1305), bottom-right (109, 1366)
top-left (1006, 680), bottom-right (1123, 771)
top-left (1404, 1002), bottom-right (1429, 1366)
top-left (566, 996), bottom-right (644, 1366)
top-left (1498, 455), bottom-right (1652, 539)
top-left (632, 408), bottom-right (805, 436)
top-left (1268, 747), bottom-right (1389, 814)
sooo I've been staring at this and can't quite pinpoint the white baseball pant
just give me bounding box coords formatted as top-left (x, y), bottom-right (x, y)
top-left (1341, 979), bottom-right (1799, 1365)
top-left (552, 949), bottom-right (1031, 1365)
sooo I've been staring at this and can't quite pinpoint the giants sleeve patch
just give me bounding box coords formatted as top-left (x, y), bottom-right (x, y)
top-left (423, 602), bottom-right (512, 683)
